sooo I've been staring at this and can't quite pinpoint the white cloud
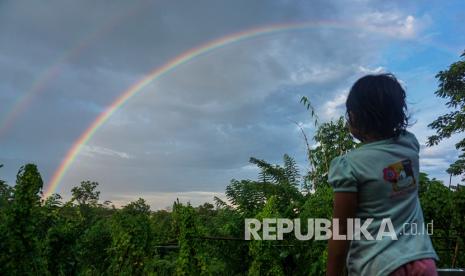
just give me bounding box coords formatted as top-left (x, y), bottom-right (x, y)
top-left (80, 145), bottom-right (132, 159)
top-left (321, 90), bottom-right (348, 121)
top-left (358, 65), bottom-right (385, 74)
top-left (240, 164), bottom-right (260, 172)
top-left (288, 65), bottom-right (349, 86)
top-left (357, 12), bottom-right (420, 39)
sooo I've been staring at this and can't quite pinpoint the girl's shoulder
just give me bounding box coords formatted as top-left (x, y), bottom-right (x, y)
top-left (328, 154), bottom-right (358, 192)
top-left (353, 130), bottom-right (419, 153)
top-left (329, 130), bottom-right (419, 164)
top-left (400, 130), bottom-right (420, 150)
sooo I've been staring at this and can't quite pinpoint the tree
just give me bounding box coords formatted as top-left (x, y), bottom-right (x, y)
top-left (76, 218), bottom-right (112, 274)
top-left (70, 180), bottom-right (102, 225)
top-left (299, 96), bottom-right (357, 190)
top-left (172, 201), bottom-right (203, 275)
top-left (427, 50), bottom-right (465, 181)
top-left (306, 117), bottom-right (357, 190)
top-left (108, 198), bottom-right (153, 275)
top-left (71, 180), bottom-right (100, 206)
top-left (43, 181), bottom-right (106, 275)
top-left (418, 173), bottom-right (465, 268)
top-left (248, 196), bottom-right (284, 276)
top-left (225, 155), bottom-right (303, 218)
top-left (0, 164), bottom-right (46, 275)
top-left (0, 165), bottom-right (12, 208)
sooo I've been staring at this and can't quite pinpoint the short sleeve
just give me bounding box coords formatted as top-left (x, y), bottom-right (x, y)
top-left (406, 131), bottom-right (420, 152)
top-left (328, 155), bottom-right (358, 192)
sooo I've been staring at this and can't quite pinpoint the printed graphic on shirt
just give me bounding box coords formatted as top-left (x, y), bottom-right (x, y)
top-left (383, 159), bottom-right (416, 196)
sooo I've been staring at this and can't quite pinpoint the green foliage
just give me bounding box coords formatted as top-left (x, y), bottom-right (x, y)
top-left (427, 50), bottom-right (465, 180)
top-left (298, 185), bottom-right (333, 276)
top-left (0, 168), bottom-right (12, 208)
top-left (226, 179), bottom-right (268, 216)
top-left (0, 162), bottom-right (462, 275)
top-left (43, 213), bottom-right (81, 275)
top-left (0, 164), bottom-right (46, 275)
top-left (300, 96), bottom-right (319, 126)
top-left (76, 218), bottom-right (112, 274)
top-left (108, 198), bottom-right (153, 275)
top-left (306, 117), bottom-right (357, 189)
top-left (451, 187), bottom-right (465, 266)
top-left (43, 193), bottom-right (63, 208)
top-left (173, 201), bottom-right (203, 275)
top-left (419, 173), bottom-right (465, 268)
top-left (226, 155), bottom-right (303, 218)
top-left (71, 180), bottom-right (100, 206)
top-left (248, 196), bottom-right (284, 276)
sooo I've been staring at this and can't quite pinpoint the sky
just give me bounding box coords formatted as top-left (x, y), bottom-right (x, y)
top-left (1, 0), bottom-right (464, 210)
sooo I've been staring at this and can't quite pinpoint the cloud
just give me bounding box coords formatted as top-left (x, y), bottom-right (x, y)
top-left (358, 66), bottom-right (386, 74)
top-left (288, 65), bottom-right (351, 86)
top-left (321, 90), bottom-right (348, 121)
top-left (420, 158), bottom-right (451, 170)
top-left (356, 12), bottom-right (420, 39)
top-left (420, 139), bottom-right (460, 166)
top-left (80, 145), bottom-right (132, 159)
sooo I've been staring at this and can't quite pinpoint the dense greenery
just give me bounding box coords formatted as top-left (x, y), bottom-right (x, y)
top-left (1, 51), bottom-right (464, 275)
top-left (427, 51), bottom-right (465, 181)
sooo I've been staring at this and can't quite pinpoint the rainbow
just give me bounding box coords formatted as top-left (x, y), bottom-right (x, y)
top-left (0, 3), bottom-right (147, 138)
top-left (43, 20), bottom-right (456, 198)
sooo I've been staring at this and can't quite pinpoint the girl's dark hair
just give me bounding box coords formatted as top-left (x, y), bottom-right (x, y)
top-left (346, 73), bottom-right (409, 139)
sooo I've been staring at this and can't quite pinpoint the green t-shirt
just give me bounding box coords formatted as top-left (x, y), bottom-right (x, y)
top-left (328, 131), bottom-right (438, 276)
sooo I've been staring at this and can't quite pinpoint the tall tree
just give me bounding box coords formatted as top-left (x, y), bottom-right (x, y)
top-left (0, 164), bottom-right (46, 275)
top-left (427, 50), bottom-right (465, 181)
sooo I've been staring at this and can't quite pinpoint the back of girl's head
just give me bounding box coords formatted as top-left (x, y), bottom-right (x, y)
top-left (346, 73), bottom-right (409, 140)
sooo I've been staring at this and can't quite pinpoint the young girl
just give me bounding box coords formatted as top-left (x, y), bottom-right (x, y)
top-left (326, 74), bottom-right (438, 276)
